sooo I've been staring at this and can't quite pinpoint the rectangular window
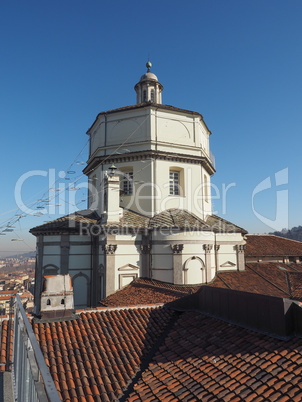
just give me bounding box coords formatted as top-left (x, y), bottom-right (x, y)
top-left (122, 171), bottom-right (133, 195)
top-left (169, 171), bottom-right (180, 195)
top-left (151, 89), bottom-right (154, 102)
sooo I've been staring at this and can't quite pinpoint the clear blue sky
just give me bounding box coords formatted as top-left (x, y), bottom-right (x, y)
top-left (1, 0), bottom-right (301, 257)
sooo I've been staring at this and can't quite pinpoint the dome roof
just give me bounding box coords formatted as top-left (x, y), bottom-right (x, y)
top-left (140, 71), bottom-right (158, 82)
top-left (149, 209), bottom-right (208, 229)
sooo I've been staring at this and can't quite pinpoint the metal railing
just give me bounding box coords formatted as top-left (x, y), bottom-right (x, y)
top-left (209, 150), bottom-right (215, 169)
top-left (13, 294), bottom-right (61, 402)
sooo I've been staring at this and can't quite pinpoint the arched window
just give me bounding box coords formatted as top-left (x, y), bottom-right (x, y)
top-left (43, 265), bottom-right (59, 275)
top-left (151, 89), bottom-right (154, 102)
top-left (72, 272), bottom-right (89, 308)
top-left (61, 299), bottom-right (65, 305)
top-left (143, 90), bottom-right (147, 102)
top-left (46, 299), bottom-right (51, 306)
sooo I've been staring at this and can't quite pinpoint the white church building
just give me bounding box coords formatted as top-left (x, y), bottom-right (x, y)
top-left (31, 62), bottom-right (247, 313)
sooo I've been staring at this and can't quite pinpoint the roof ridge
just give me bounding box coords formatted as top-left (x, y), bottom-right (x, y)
top-left (216, 274), bottom-right (233, 290)
top-left (246, 263), bottom-right (290, 298)
top-left (247, 234), bottom-right (302, 244)
top-left (169, 209), bottom-right (176, 226)
top-left (77, 304), bottom-right (165, 313)
top-left (133, 280), bottom-right (197, 295)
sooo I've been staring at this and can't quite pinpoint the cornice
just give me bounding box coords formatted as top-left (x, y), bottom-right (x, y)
top-left (83, 150), bottom-right (216, 176)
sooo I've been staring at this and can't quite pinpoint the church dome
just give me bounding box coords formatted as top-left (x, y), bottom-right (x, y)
top-left (140, 71), bottom-right (159, 82)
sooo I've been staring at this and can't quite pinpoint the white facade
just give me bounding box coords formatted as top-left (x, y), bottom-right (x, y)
top-left (31, 62), bottom-right (246, 311)
top-left (87, 107), bottom-right (213, 219)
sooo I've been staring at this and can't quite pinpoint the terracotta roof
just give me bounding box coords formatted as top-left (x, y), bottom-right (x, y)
top-left (206, 214), bottom-right (247, 234)
top-left (0, 319), bottom-right (13, 372)
top-left (149, 209), bottom-right (209, 230)
top-left (0, 290), bottom-right (18, 295)
top-left (30, 208), bottom-right (221, 234)
top-left (208, 262), bottom-right (302, 301)
top-left (31, 305), bottom-right (302, 401)
top-left (30, 210), bottom-right (100, 234)
top-left (99, 278), bottom-right (201, 307)
top-left (288, 272), bottom-right (302, 300)
top-left (33, 307), bottom-right (177, 401)
top-left (246, 234), bottom-right (302, 256)
top-left (126, 310), bottom-right (302, 402)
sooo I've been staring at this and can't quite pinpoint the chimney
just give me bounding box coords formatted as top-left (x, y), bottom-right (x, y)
top-left (39, 275), bottom-right (74, 321)
top-left (103, 166), bottom-right (122, 223)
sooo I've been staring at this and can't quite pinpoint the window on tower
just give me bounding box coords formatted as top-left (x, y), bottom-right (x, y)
top-left (169, 171), bottom-right (180, 195)
top-left (122, 171), bottom-right (133, 195)
top-left (143, 90), bottom-right (147, 102)
top-left (151, 89), bottom-right (154, 102)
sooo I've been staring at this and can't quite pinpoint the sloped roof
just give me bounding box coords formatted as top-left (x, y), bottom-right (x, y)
top-left (149, 209), bottom-right (209, 229)
top-left (99, 278), bottom-right (201, 307)
top-left (246, 234), bottom-right (302, 256)
top-left (33, 307), bottom-right (177, 401)
top-left (206, 214), bottom-right (247, 234)
top-left (126, 310), bottom-right (302, 402)
top-left (288, 272), bottom-right (302, 300)
top-left (29, 210), bottom-right (100, 235)
top-left (209, 262), bottom-right (302, 301)
top-left (31, 306), bottom-right (302, 401)
top-left (30, 208), bottom-right (216, 234)
top-left (0, 319), bottom-right (13, 372)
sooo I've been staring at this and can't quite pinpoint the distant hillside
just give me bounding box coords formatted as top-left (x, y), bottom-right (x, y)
top-left (6, 251), bottom-right (36, 259)
top-left (270, 226), bottom-right (302, 242)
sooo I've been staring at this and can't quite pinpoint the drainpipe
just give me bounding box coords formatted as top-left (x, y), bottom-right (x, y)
top-left (153, 107), bottom-right (159, 215)
top-left (149, 229), bottom-right (153, 279)
top-left (214, 233), bottom-right (218, 275)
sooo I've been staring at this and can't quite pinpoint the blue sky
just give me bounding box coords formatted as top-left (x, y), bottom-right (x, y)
top-left (0, 0), bottom-right (302, 256)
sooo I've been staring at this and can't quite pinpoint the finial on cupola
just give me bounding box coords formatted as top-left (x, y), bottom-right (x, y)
top-left (146, 60), bottom-right (152, 72)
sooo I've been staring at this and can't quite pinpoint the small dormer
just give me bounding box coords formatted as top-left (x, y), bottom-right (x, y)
top-left (134, 61), bottom-right (163, 104)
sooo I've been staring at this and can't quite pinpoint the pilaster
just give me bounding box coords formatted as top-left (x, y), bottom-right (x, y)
top-left (102, 243), bottom-right (117, 296)
top-left (203, 244), bottom-right (213, 283)
top-left (236, 244), bottom-right (246, 271)
top-left (140, 234), bottom-right (151, 278)
top-left (91, 235), bottom-right (99, 306)
top-left (140, 244), bottom-right (152, 278)
top-left (60, 234), bottom-right (70, 275)
top-left (214, 244), bottom-right (220, 274)
top-left (171, 244), bottom-right (184, 285)
top-left (34, 235), bottom-right (44, 316)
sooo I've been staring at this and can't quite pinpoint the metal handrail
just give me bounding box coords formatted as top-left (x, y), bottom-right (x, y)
top-left (209, 150), bottom-right (215, 169)
top-left (13, 294), bottom-right (61, 402)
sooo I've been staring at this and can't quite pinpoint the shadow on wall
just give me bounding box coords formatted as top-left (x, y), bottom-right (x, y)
top-left (167, 285), bottom-right (302, 338)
